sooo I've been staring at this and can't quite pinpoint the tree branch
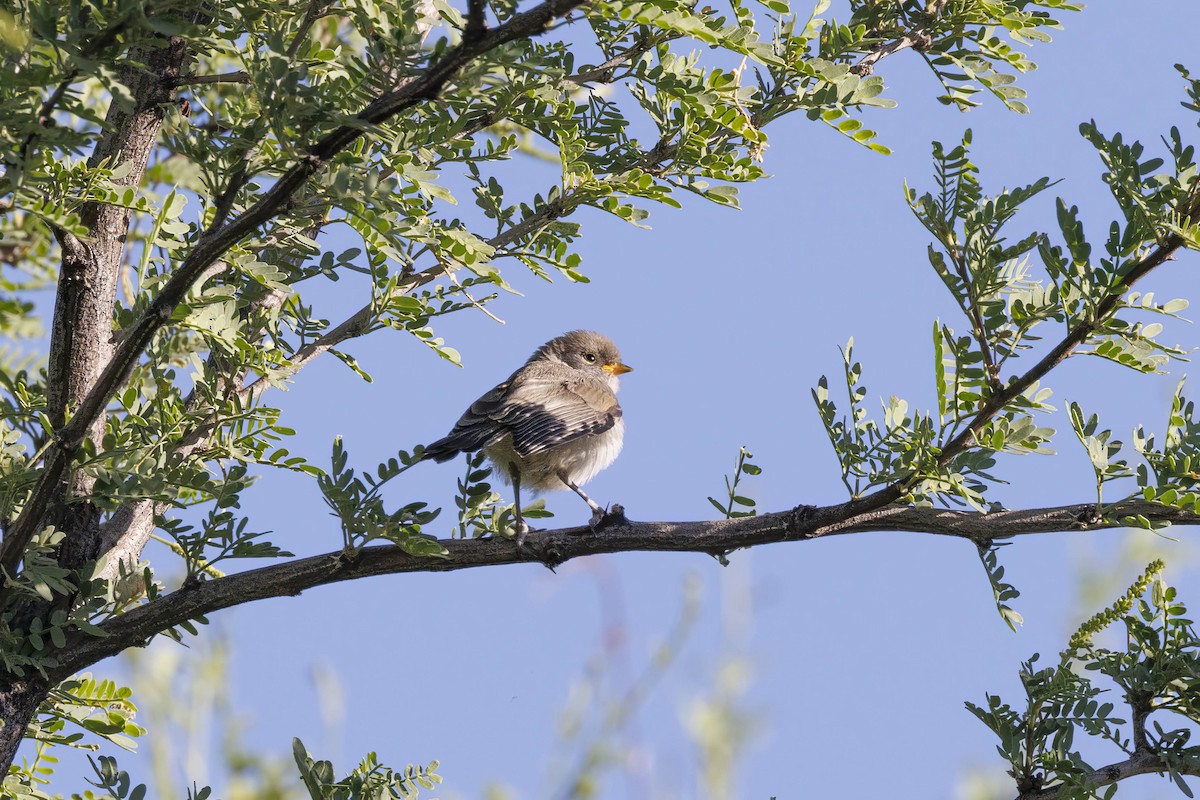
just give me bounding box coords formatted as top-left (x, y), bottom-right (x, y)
top-left (565, 33), bottom-right (677, 84)
top-left (1016, 748), bottom-right (1200, 799)
top-left (285, 0), bottom-right (333, 58)
top-left (0, 0), bottom-right (590, 580)
top-left (47, 498), bottom-right (1200, 680)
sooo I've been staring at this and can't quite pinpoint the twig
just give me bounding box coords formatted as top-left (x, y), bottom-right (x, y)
top-left (850, 26), bottom-right (933, 76)
top-left (565, 33), bottom-right (676, 84)
top-left (939, 236), bottom-right (1183, 463)
top-left (285, 0), bottom-right (333, 58)
top-left (2, 15), bottom-right (134, 183)
top-left (821, 234), bottom-right (1186, 523)
top-left (446, 266), bottom-right (505, 324)
top-left (173, 71), bottom-right (251, 86)
top-left (949, 245), bottom-right (1002, 389)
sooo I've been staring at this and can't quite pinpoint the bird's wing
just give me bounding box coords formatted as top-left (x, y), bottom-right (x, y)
top-left (495, 371), bottom-right (621, 458)
top-left (422, 379), bottom-right (513, 462)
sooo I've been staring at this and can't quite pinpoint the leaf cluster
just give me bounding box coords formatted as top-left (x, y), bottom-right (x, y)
top-left (815, 103), bottom-right (1200, 516)
top-left (293, 738), bottom-right (442, 800)
top-left (450, 450), bottom-right (551, 539)
top-left (316, 437), bottom-right (444, 556)
top-left (970, 561), bottom-right (1200, 799)
top-left (3, 675), bottom-right (146, 799)
top-left (832, 0), bottom-right (1082, 112)
top-left (706, 446), bottom-right (763, 520)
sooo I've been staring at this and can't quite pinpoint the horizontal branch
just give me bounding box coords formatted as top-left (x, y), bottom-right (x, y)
top-left (48, 498), bottom-right (1200, 680)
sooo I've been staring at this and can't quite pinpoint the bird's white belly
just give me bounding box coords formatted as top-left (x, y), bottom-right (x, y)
top-left (486, 419), bottom-right (624, 492)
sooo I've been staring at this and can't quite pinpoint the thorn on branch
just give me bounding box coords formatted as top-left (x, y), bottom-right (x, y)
top-left (533, 539), bottom-right (563, 570)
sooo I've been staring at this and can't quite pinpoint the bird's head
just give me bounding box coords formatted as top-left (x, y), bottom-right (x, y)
top-left (537, 330), bottom-right (633, 381)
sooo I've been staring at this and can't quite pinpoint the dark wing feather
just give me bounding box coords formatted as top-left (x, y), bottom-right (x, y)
top-left (422, 380), bottom-right (512, 462)
top-left (425, 366), bottom-right (621, 462)
top-left (497, 373), bottom-right (621, 458)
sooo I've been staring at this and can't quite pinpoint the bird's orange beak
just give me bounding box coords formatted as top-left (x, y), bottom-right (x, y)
top-left (602, 362), bottom-right (633, 376)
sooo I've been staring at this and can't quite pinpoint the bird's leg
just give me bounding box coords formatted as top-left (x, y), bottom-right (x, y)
top-left (510, 462), bottom-right (530, 547)
top-left (558, 472), bottom-right (606, 529)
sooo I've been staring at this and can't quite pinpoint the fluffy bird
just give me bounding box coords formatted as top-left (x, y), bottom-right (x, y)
top-left (424, 330), bottom-right (632, 543)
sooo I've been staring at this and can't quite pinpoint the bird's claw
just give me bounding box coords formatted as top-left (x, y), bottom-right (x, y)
top-left (515, 520), bottom-right (532, 549)
top-left (588, 503), bottom-right (626, 531)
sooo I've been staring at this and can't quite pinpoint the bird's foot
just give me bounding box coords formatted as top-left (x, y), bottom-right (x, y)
top-left (515, 520), bottom-right (532, 549)
top-left (588, 503), bottom-right (626, 531)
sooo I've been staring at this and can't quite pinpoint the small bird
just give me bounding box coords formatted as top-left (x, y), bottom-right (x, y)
top-left (423, 330), bottom-right (632, 544)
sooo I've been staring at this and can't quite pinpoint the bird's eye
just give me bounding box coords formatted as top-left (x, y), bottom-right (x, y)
top-left (583, 353), bottom-right (597, 363)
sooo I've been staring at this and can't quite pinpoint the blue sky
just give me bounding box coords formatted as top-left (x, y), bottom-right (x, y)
top-left (39, 2), bottom-right (1200, 798)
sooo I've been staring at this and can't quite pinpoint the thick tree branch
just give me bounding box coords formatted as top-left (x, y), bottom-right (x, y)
top-left (40, 30), bottom-right (198, 584)
top-left (0, 0), bottom-right (590, 580)
top-left (47, 498), bottom-right (1200, 680)
top-left (1016, 748), bottom-right (1200, 799)
top-left (0, 20), bottom-right (200, 771)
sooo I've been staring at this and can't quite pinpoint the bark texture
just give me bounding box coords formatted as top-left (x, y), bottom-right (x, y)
top-left (47, 35), bottom-right (188, 569)
top-left (1, 25), bottom-right (191, 780)
top-left (0, 679), bottom-right (45, 780)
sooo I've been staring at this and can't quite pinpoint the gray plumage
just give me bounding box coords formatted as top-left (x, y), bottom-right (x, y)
top-left (424, 330), bottom-right (631, 541)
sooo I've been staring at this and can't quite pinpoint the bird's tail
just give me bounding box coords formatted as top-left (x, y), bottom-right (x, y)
top-left (420, 436), bottom-right (463, 463)
top-left (422, 426), bottom-right (500, 462)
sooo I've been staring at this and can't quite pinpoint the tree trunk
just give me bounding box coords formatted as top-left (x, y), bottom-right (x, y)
top-left (1, 27), bottom-right (192, 776)
top-left (0, 679), bottom-right (47, 777)
top-left (46, 32), bottom-right (190, 570)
